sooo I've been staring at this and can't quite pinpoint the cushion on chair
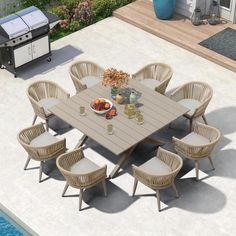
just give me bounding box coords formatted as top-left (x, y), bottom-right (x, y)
top-left (140, 78), bottom-right (160, 90)
top-left (181, 132), bottom-right (210, 145)
top-left (178, 99), bottom-right (201, 116)
top-left (81, 76), bottom-right (100, 88)
top-left (139, 157), bottom-right (172, 175)
top-left (70, 158), bottom-right (100, 174)
top-left (38, 98), bottom-right (60, 116)
top-left (30, 132), bottom-right (59, 147)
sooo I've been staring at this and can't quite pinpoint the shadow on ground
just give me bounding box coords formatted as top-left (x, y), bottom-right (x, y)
top-left (41, 106), bottom-right (235, 213)
top-left (15, 44), bottom-right (83, 80)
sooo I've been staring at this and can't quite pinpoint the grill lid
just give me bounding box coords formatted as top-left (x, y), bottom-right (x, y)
top-left (0, 14), bottom-right (29, 39)
top-left (16, 6), bottom-right (49, 30)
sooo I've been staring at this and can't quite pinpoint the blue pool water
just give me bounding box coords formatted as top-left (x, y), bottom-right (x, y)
top-left (0, 210), bottom-right (31, 236)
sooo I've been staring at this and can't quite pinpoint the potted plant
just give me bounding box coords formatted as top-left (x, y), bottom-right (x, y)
top-left (153, 0), bottom-right (176, 20)
top-left (102, 68), bottom-right (130, 100)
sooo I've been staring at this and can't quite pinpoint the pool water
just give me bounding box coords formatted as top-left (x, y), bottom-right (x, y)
top-left (0, 210), bottom-right (31, 236)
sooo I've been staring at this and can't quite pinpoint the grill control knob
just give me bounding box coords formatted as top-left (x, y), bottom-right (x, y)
top-left (26, 35), bottom-right (29, 38)
top-left (19, 37), bottom-right (22, 40)
top-left (13, 40), bottom-right (16, 43)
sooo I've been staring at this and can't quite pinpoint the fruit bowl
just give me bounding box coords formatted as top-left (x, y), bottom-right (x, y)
top-left (90, 98), bottom-right (113, 115)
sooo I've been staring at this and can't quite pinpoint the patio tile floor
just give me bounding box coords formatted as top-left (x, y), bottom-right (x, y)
top-left (0, 17), bottom-right (236, 236)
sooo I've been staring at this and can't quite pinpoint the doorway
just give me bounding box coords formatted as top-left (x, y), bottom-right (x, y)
top-left (219, 0), bottom-right (236, 23)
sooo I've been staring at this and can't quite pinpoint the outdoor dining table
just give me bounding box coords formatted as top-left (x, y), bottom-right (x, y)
top-left (49, 79), bottom-right (189, 178)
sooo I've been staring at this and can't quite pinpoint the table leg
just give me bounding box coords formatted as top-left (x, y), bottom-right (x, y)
top-left (74, 134), bottom-right (88, 149)
top-left (109, 145), bottom-right (136, 179)
top-left (144, 137), bottom-right (165, 146)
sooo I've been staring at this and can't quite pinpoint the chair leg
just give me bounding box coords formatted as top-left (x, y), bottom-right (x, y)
top-left (208, 156), bottom-right (215, 170)
top-left (62, 182), bottom-right (69, 197)
top-left (171, 183), bottom-right (179, 198)
top-left (24, 156), bottom-right (31, 170)
top-left (45, 119), bottom-right (49, 131)
top-left (202, 115), bottom-right (208, 125)
top-left (79, 189), bottom-right (83, 211)
top-left (156, 189), bottom-right (161, 212)
top-left (39, 161), bottom-right (43, 183)
top-left (189, 118), bottom-right (193, 132)
top-left (32, 115), bottom-right (37, 125)
top-left (132, 178), bottom-right (138, 196)
top-left (195, 160), bottom-right (199, 181)
top-left (102, 179), bottom-right (107, 197)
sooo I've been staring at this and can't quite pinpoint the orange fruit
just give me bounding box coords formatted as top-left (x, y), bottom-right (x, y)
top-left (99, 99), bottom-right (106, 103)
top-left (95, 99), bottom-right (100, 105)
top-left (104, 102), bottom-right (110, 109)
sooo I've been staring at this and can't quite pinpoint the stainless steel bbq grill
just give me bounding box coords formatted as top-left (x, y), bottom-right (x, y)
top-left (0, 6), bottom-right (59, 77)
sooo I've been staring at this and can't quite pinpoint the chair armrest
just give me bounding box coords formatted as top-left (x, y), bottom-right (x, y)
top-left (170, 86), bottom-right (184, 102)
top-left (194, 122), bottom-right (221, 143)
top-left (17, 123), bottom-right (46, 144)
top-left (132, 165), bottom-right (175, 189)
top-left (34, 138), bottom-right (66, 159)
top-left (28, 96), bottom-right (47, 118)
top-left (56, 85), bottom-right (70, 99)
top-left (67, 165), bottom-right (107, 188)
top-left (172, 136), bottom-right (213, 158)
top-left (191, 98), bottom-right (211, 118)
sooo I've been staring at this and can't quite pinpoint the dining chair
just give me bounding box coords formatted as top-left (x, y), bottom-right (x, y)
top-left (17, 123), bottom-right (67, 182)
top-left (170, 81), bottom-right (213, 131)
top-left (27, 80), bottom-right (70, 131)
top-left (173, 122), bottom-right (220, 181)
top-left (69, 60), bottom-right (104, 93)
top-left (56, 148), bottom-right (107, 211)
top-left (132, 147), bottom-right (183, 211)
top-left (132, 63), bottom-right (173, 94)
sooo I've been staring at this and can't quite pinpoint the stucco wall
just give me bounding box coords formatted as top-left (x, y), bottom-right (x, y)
top-left (175, 0), bottom-right (211, 18)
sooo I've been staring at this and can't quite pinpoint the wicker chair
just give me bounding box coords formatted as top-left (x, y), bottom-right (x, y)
top-left (27, 80), bottom-right (70, 131)
top-left (170, 81), bottom-right (213, 131)
top-left (132, 63), bottom-right (173, 94)
top-left (132, 148), bottom-right (183, 211)
top-left (17, 123), bottom-right (67, 182)
top-left (173, 122), bottom-right (220, 181)
top-left (69, 60), bottom-right (104, 93)
top-left (56, 148), bottom-right (107, 211)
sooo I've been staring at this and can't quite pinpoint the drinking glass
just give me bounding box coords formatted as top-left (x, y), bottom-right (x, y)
top-left (107, 124), bottom-right (113, 135)
top-left (137, 114), bottom-right (144, 125)
top-left (80, 106), bottom-right (85, 116)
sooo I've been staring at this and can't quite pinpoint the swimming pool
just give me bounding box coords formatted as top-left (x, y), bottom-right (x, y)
top-left (0, 202), bottom-right (39, 236)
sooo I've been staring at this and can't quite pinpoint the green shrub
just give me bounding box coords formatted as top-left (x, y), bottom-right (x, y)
top-left (50, 5), bottom-right (71, 20)
top-left (74, 1), bottom-right (93, 26)
top-left (92, 0), bottom-right (133, 19)
top-left (20, 0), bottom-right (51, 10)
top-left (57, 0), bottom-right (82, 11)
top-left (92, 0), bottom-right (116, 19)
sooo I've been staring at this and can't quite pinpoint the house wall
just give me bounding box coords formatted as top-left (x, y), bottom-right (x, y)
top-left (175, 0), bottom-right (211, 18)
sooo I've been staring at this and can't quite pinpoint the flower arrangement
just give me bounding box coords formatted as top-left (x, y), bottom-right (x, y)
top-left (102, 68), bottom-right (130, 88)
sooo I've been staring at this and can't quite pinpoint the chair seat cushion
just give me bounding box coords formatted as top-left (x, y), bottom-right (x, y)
top-left (140, 78), bottom-right (160, 90)
top-left (81, 76), bottom-right (100, 88)
top-left (70, 158), bottom-right (100, 174)
top-left (178, 98), bottom-right (201, 116)
top-left (30, 132), bottom-right (59, 147)
top-left (181, 132), bottom-right (210, 145)
top-left (38, 97), bottom-right (60, 116)
top-left (139, 157), bottom-right (172, 175)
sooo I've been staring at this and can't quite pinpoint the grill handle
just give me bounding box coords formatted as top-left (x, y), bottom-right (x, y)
top-left (28, 46), bottom-right (31, 55)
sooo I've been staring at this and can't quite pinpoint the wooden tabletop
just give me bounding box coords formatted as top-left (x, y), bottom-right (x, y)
top-left (50, 79), bottom-right (188, 156)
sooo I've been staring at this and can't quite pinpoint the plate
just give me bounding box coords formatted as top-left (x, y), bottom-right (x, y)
top-left (90, 98), bottom-right (113, 115)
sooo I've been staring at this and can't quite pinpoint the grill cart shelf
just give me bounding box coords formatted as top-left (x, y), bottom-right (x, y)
top-left (0, 6), bottom-right (59, 77)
